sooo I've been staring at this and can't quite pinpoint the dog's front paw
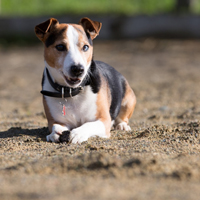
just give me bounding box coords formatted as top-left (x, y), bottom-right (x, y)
top-left (46, 124), bottom-right (69, 143)
top-left (70, 128), bottom-right (90, 144)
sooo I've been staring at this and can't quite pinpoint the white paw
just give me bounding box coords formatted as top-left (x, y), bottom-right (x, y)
top-left (115, 122), bottom-right (131, 131)
top-left (46, 124), bottom-right (69, 143)
top-left (70, 128), bottom-right (90, 144)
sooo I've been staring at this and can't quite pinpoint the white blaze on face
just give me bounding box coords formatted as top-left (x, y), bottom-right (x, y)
top-left (63, 25), bottom-right (86, 77)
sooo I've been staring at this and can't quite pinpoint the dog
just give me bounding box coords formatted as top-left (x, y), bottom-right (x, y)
top-left (35, 17), bottom-right (136, 144)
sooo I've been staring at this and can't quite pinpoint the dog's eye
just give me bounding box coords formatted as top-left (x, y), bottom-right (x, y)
top-left (55, 44), bottom-right (66, 51)
top-left (82, 45), bottom-right (89, 52)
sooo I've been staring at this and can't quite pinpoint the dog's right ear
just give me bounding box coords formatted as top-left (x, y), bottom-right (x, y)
top-left (79, 17), bottom-right (102, 40)
top-left (35, 18), bottom-right (58, 41)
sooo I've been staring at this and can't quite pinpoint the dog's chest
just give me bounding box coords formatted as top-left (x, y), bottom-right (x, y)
top-left (45, 85), bottom-right (97, 129)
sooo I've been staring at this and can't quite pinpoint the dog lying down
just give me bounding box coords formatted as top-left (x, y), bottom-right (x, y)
top-left (35, 17), bottom-right (136, 144)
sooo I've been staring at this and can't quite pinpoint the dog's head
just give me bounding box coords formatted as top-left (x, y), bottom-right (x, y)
top-left (35, 17), bottom-right (102, 88)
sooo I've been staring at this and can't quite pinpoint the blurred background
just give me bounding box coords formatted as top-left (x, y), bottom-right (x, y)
top-left (0, 0), bottom-right (199, 16)
top-left (1, 0), bottom-right (200, 43)
top-left (1, 0), bottom-right (200, 16)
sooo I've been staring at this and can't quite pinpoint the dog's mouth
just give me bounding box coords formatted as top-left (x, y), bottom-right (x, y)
top-left (64, 76), bottom-right (81, 86)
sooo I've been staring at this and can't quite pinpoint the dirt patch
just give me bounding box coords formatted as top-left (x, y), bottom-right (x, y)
top-left (0, 40), bottom-right (200, 200)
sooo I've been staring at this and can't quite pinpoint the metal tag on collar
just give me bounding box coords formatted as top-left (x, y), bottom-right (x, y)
top-left (61, 87), bottom-right (66, 116)
top-left (59, 100), bottom-right (66, 116)
top-left (69, 88), bottom-right (73, 98)
top-left (62, 87), bottom-right (64, 99)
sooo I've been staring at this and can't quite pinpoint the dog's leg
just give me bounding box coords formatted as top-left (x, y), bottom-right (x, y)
top-left (115, 82), bottom-right (136, 131)
top-left (70, 120), bottom-right (110, 144)
top-left (43, 97), bottom-right (69, 142)
top-left (70, 84), bottom-right (112, 144)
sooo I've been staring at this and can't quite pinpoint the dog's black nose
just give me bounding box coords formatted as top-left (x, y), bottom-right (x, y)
top-left (70, 65), bottom-right (84, 77)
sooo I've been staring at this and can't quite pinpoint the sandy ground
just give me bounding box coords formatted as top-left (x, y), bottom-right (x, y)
top-left (0, 39), bottom-right (200, 200)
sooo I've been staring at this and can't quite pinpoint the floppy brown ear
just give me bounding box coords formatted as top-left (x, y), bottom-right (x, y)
top-left (35, 18), bottom-right (58, 41)
top-left (79, 17), bottom-right (102, 40)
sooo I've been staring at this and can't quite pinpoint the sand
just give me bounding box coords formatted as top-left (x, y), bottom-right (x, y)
top-left (0, 39), bottom-right (200, 200)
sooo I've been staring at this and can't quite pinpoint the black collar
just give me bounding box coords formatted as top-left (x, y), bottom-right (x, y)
top-left (41, 68), bottom-right (90, 98)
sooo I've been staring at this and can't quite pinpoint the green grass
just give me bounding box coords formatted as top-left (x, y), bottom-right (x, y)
top-left (0, 0), bottom-right (174, 16)
top-left (1, 0), bottom-right (200, 17)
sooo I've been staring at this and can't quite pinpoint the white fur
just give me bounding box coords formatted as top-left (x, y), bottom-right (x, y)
top-left (43, 67), bottom-right (108, 143)
top-left (70, 120), bottom-right (107, 144)
top-left (45, 61), bottom-right (66, 86)
top-left (64, 25), bottom-right (85, 68)
top-left (43, 68), bottom-right (97, 129)
top-left (62, 25), bottom-right (91, 88)
top-left (116, 122), bottom-right (131, 131)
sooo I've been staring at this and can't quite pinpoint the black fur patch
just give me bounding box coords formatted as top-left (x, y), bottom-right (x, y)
top-left (45, 28), bottom-right (67, 47)
top-left (85, 31), bottom-right (93, 46)
top-left (88, 60), bottom-right (101, 93)
top-left (94, 61), bottom-right (126, 120)
top-left (41, 71), bottom-right (45, 87)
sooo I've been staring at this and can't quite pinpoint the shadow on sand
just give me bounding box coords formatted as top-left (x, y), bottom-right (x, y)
top-left (0, 127), bottom-right (48, 141)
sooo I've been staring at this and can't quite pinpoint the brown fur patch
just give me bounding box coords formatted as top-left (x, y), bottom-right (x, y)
top-left (116, 81), bottom-right (136, 124)
top-left (43, 96), bottom-right (55, 132)
top-left (44, 24), bottom-right (68, 69)
top-left (43, 97), bottom-right (67, 132)
top-left (95, 75), bottom-right (112, 137)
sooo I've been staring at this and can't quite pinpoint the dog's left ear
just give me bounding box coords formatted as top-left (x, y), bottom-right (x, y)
top-left (79, 17), bottom-right (102, 40)
top-left (35, 18), bottom-right (58, 42)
